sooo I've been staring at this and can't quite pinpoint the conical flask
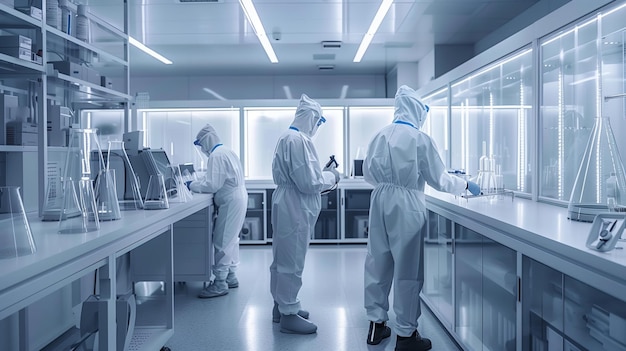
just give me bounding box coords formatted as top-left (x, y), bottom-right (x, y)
top-left (0, 186), bottom-right (37, 259)
top-left (568, 117), bottom-right (626, 222)
top-left (105, 141), bottom-right (143, 211)
top-left (168, 165), bottom-right (193, 203)
top-left (94, 169), bottom-right (121, 221)
top-left (58, 178), bottom-right (100, 234)
top-left (143, 174), bottom-right (169, 210)
top-left (43, 128), bottom-right (106, 221)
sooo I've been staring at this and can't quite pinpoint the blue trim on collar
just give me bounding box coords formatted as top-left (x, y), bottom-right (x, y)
top-left (394, 120), bottom-right (416, 129)
top-left (289, 126), bottom-right (299, 131)
top-left (210, 143), bottom-right (223, 153)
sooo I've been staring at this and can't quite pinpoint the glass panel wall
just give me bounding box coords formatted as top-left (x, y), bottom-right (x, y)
top-left (422, 87), bottom-right (450, 166)
top-left (142, 108), bottom-right (240, 170)
top-left (245, 107), bottom-right (344, 179)
top-left (348, 107), bottom-right (393, 177)
top-left (451, 48), bottom-right (533, 194)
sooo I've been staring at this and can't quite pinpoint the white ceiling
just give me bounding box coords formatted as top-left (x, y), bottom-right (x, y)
top-left (112, 0), bottom-right (546, 77)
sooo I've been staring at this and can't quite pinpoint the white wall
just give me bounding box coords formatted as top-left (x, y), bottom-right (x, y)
top-left (130, 74), bottom-right (387, 101)
top-left (417, 50), bottom-right (435, 91)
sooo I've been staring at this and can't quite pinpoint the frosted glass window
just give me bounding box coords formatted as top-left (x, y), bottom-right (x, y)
top-left (422, 88), bottom-right (450, 166)
top-left (81, 110), bottom-right (125, 146)
top-left (451, 49), bottom-right (533, 194)
top-left (540, 18), bottom-right (599, 201)
top-left (245, 107), bottom-right (344, 179)
top-left (143, 109), bottom-right (240, 170)
top-left (348, 106), bottom-right (393, 176)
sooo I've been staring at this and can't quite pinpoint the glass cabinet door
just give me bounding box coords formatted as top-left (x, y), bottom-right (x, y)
top-left (455, 224), bottom-right (517, 351)
top-left (451, 49), bottom-right (533, 194)
top-left (423, 211), bottom-right (454, 330)
top-left (313, 189), bottom-right (339, 241)
top-left (343, 189), bottom-right (372, 240)
top-left (240, 190), bottom-right (265, 243)
top-left (523, 256), bottom-right (626, 351)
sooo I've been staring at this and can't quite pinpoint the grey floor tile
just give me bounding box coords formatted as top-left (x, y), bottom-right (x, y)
top-left (164, 245), bottom-right (462, 351)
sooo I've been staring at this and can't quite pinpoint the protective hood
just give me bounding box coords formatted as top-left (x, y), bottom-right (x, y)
top-left (196, 123), bottom-right (222, 156)
top-left (393, 85), bottom-right (429, 130)
top-left (290, 94), bottom-right (324, 138)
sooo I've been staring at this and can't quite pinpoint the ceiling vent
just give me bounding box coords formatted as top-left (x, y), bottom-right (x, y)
top-left (321, 41), bottom-right (342, 49)
top-left (178, 0), bottom-right (222, 3)
top-left (317, 65), bottom-right (335, 70)
top-left (313, 54), bottom-right (335, 61)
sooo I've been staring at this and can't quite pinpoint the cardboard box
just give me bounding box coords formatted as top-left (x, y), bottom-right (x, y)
top-left (51, 61), bottom-right (83, 80)
top-left (0, 35), bottom-right (31, 50)
top-left (0, 47), bottom-right (31, 61)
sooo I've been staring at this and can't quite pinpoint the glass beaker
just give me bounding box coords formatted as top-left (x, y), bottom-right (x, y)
top-left (106, 141), bottom-right (143, 211)
top-left (568, 116), bottom-right (626, 221)
top-left (64, 128), bottom-right (105, 182)
top-left (58, 178), bottom-right (100, 234)
top-left (0, 187), bottom-right (36, 259)
top-left (143, 175), bottom-right (169, 210)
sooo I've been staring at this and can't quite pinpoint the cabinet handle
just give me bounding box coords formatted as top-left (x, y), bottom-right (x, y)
top-left (517, 276), bottom-right (521, 302)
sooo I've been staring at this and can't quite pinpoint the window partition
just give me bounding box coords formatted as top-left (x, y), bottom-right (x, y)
top-left (450, 48), bottom-right (534, 194)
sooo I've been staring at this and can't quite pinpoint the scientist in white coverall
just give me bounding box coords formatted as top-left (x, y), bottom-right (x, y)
top-left (188, 123), bottom-right (248, 298)
top-left (363, 86), bottom-right (480, 351)
top-left (270, 94), bottom-right (340, 334)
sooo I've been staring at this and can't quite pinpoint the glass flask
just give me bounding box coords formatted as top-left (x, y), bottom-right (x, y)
top-left (168, 165), bottom-right (193, 203)
top-left (105, 141), bottom-right (143, 211)
top-left (143, 174), bottom-right (169, 210)
top-left (93, 169), bottom-right (121, 221)
top-left (58, 178), bottom-right (100, 234)
top-left (568, 117), bottom-right (626, 222)
top-left (0, 187), bottom-right (36, 259)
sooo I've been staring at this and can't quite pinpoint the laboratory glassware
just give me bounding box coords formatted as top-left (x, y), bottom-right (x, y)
top-left (0, 186), bottom-right (37, 259)
top-left (106, 141), bottom-right (143, 211)
top-left (58, 178), bottom-right (100, 234)
top-left (93, 169), bottom-right (121, 221)
top-left (144, 175), bottom-right (169, 210)
top-left (168, 165), bottom-right (193, 203)
top-left (568, 116), bottom-right (626, 222)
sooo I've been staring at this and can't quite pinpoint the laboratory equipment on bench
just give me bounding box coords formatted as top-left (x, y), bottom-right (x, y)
top-left (0, 186), bottom-right (36, 259)
top-left (568, 117), bottom-right (626, 222)
top-left (586, 213), bottom-right (625, 252)
top-left (127, 148), bottom-right (177, 201)
top-left (325, 154), bottom-right (339, 168)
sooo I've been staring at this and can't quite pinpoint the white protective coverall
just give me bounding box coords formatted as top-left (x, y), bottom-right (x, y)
top-left (270, 94), bottom-right (337, 315)
top-left (363, 85), bottom-right (468, 337)
top-left (189, 124), bottom-right (248, 281)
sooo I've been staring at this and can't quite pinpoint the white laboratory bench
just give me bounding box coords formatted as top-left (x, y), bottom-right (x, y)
top-left (422, 189), bottom-right (626, 351)
top-left (0, 193), bottom-right (213, 351)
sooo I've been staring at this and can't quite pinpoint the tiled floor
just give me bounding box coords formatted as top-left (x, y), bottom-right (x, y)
top-left (164, 244), bottom-right (462, 351)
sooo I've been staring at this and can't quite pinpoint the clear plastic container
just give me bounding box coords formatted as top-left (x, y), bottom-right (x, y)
top-left (58, 178), bottom-right (100, 234)
top-left (0, 186), bottom-right (36, 259)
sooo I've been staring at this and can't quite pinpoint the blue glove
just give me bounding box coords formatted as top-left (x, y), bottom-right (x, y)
top-left (467, 181), bottom-right (481, 196)
top-left (185, 181), bottom-right (192, 190)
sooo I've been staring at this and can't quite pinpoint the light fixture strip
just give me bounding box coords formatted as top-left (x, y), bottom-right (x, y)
top-left (353, 0), bottom-right (393, 63)
top-left (239, 0), bottom-right (278, 63)
top-left (129, 36), bottom-right (173, 64)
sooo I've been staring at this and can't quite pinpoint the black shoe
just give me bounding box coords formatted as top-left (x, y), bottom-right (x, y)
top-left (367, 321), bottom-right (391, 345)
top-left (395, 330), bottom-right (432, 351)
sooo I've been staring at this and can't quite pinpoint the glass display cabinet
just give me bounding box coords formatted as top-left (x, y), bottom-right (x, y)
top-left (422, 87), bottom-right (450, 166)
top-left (523, 257), bottom-right (626, 351)
top-left (241, 190), bottom-right (266, 243)
top-left (314, 189), bottom-right (340, 242)
top-left (450, 48), bottom-right (534, 195)
top-left (455, 224), bottom-right (517, 351)
top-left (342, 188), bottom-right (372, 241)
top-left (423, 210), bottom-right (454, 331)
top-left (539, 2), bottom-right (626, 206)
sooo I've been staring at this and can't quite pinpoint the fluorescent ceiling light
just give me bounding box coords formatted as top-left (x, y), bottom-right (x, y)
top-left (353, 0), bottom-right (393, 63)
top-left (129, 36), bottom-right (173, 64)
top-left (203, 88), bottom-right (227, 100)
top-left (283, 86), bottom-right (292, 99)
top-left (239, 0), bottom-right (278, 63)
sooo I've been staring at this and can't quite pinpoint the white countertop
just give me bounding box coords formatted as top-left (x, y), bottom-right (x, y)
top-left (425, 189), bottom-right (626, 293)
top-left (0, 194), bottom-right (213, 319)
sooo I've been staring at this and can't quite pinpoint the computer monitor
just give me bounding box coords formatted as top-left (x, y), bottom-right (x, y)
top-left (128, 149), bottom-right (177, 200)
